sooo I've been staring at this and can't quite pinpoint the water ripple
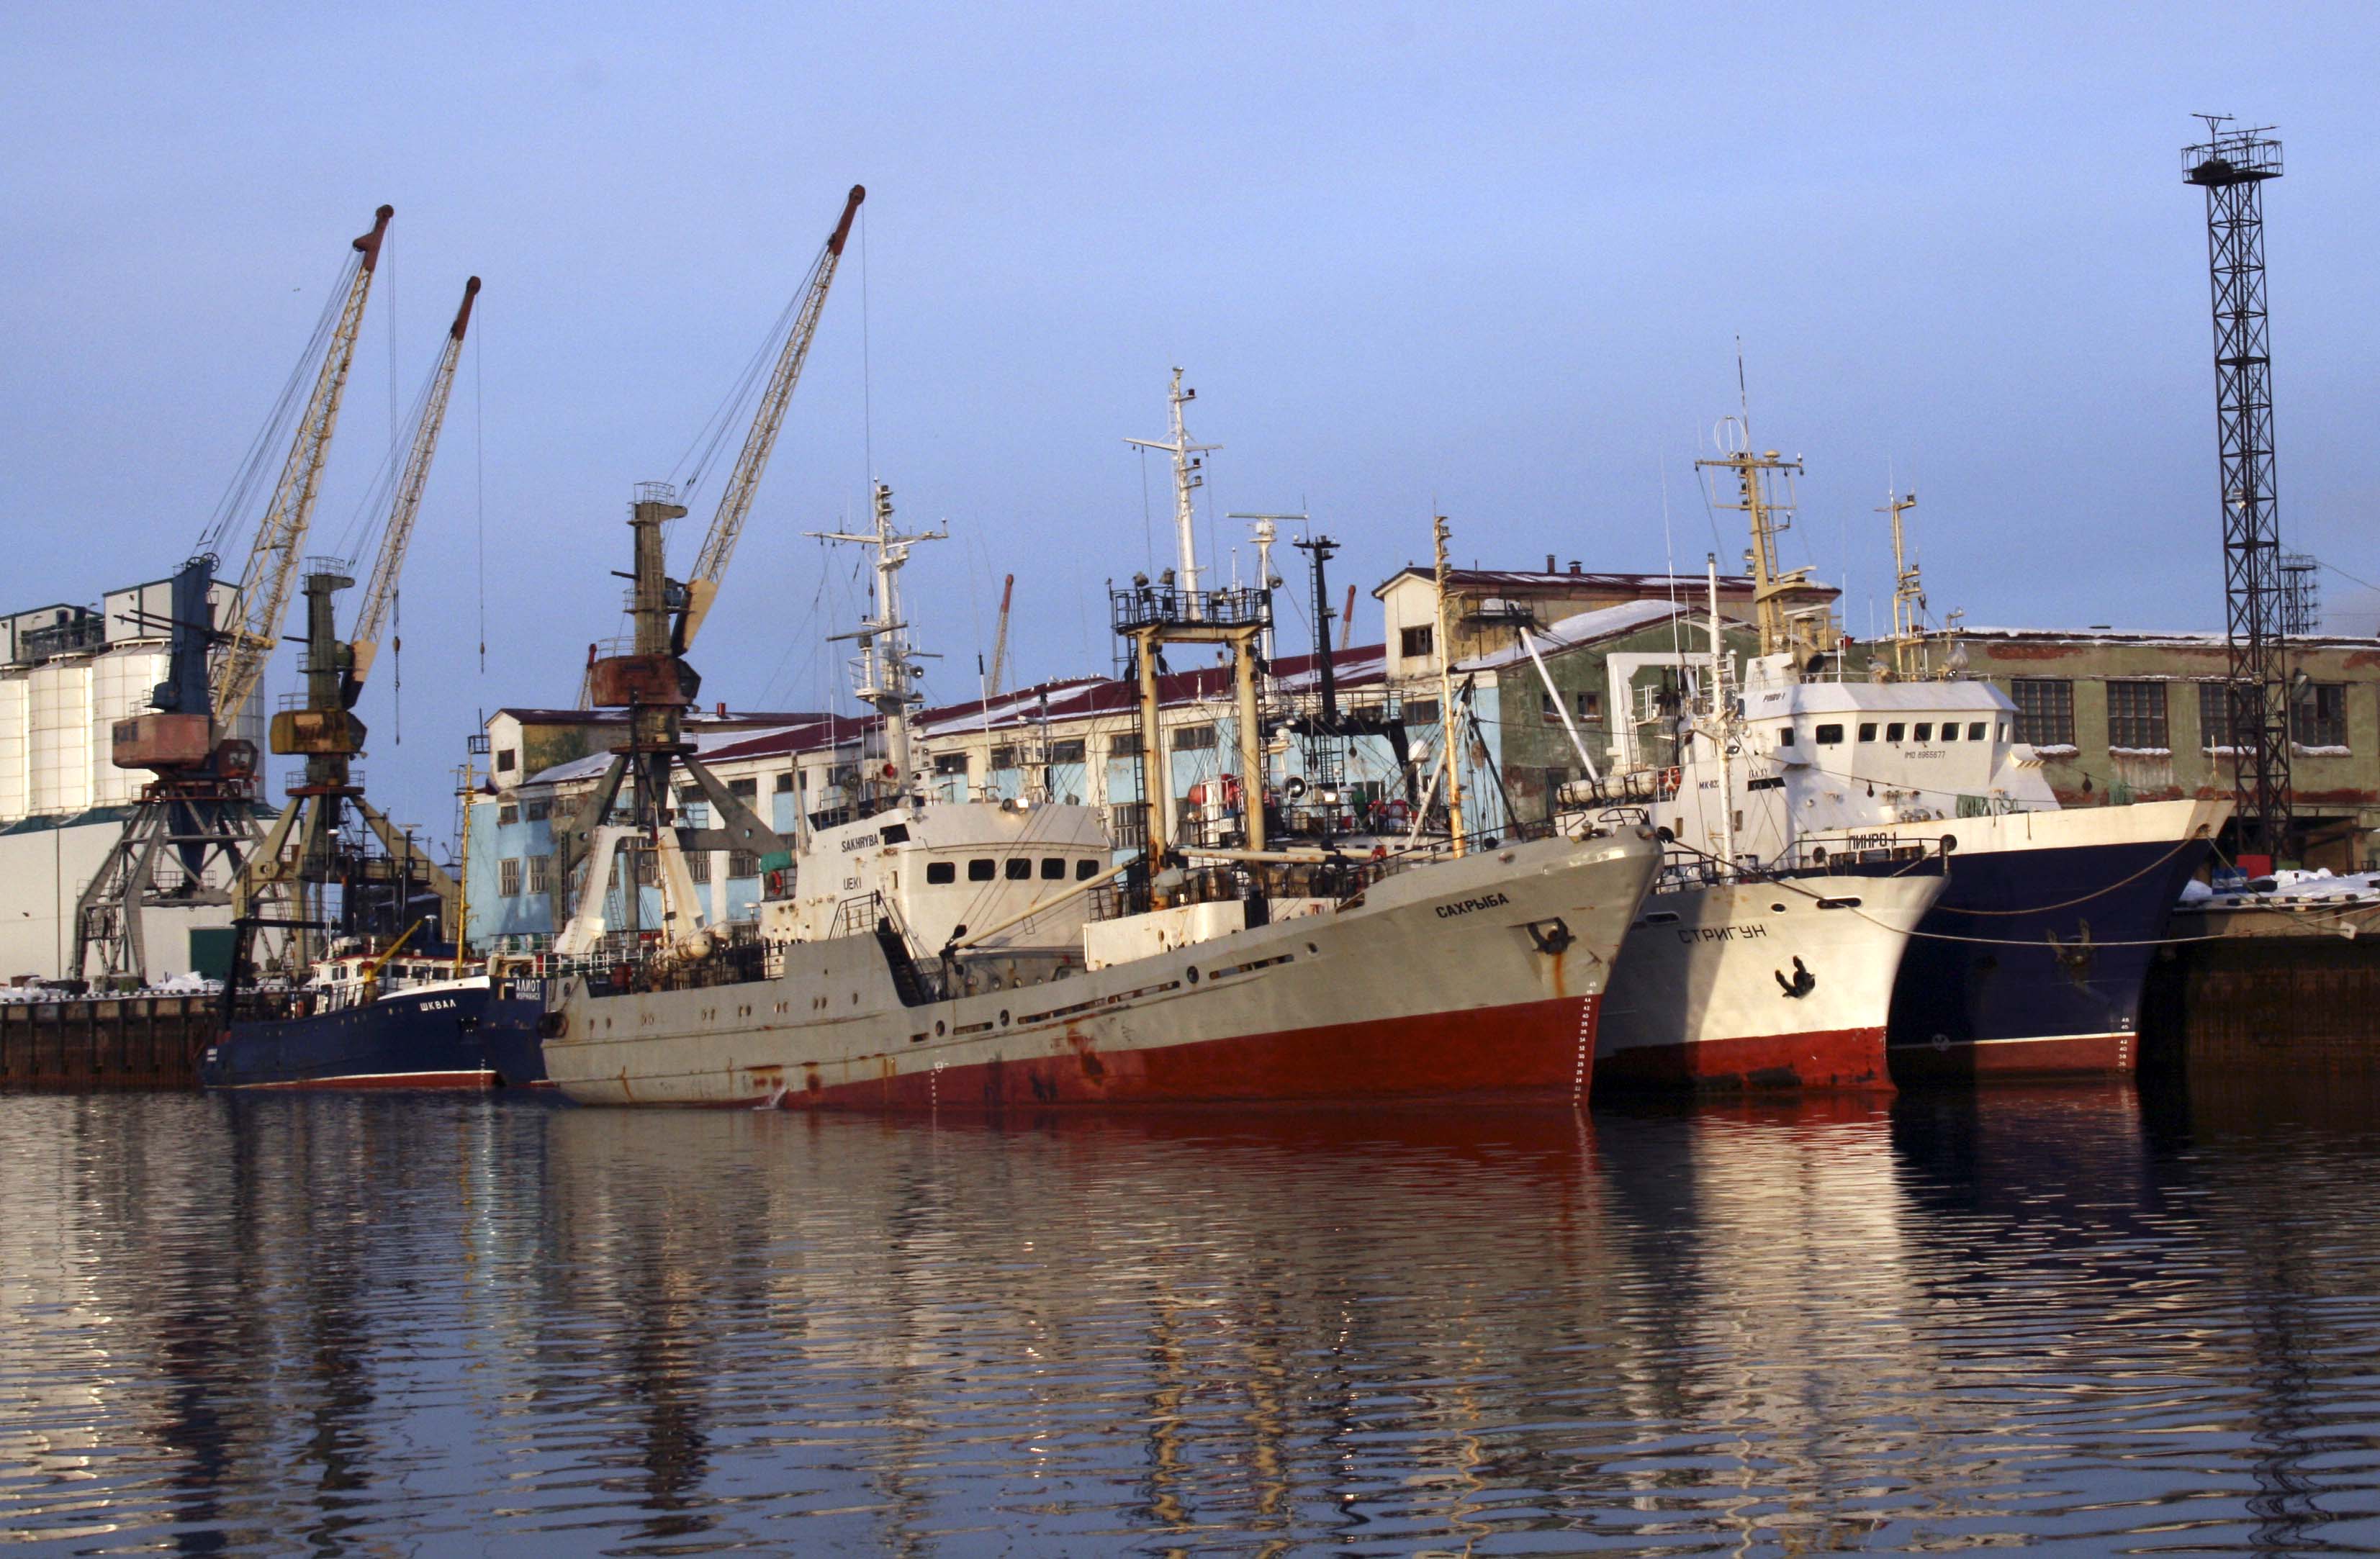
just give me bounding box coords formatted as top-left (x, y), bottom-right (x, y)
top-left (4, 1083), bottom-right (2380, 1552)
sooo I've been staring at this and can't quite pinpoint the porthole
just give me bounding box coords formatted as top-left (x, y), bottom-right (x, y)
top-left (1307, 941), bottom-right (1320, 954)
top-left (935, 1019), bottom-right (946, 1036)
top-left (999, 1009), bottom-right (1011, 1026)
top-left (1187, 967), bottom-right (1201, 985)
top-left (1771, 903), bottom-right (1788, 913)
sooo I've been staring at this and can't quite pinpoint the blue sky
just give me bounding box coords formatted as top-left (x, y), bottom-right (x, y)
top-left (4, 3), bottom-right (2376, 837)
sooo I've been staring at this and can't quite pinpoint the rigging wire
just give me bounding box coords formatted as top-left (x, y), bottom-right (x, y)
top-left (197, 251), bottom-right (360, 557)
top-left (860, 203), bottom-right (874, 486)
top-left (476, 295), bottom-right (486, 674)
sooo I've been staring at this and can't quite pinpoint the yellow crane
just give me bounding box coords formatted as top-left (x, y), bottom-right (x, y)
top-left (239, 276), bottom-right (481, 968)
top-left (76, 204), bottom-right (392, 984)
top-left (988, 573), bottom-right (1015, 698)
top-left (674, 184), bottom-right (865, 653)
top-left (552, 186), bottom-right (864, 944)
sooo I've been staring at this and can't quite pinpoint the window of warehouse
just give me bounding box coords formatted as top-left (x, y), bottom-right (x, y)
top-left (1400, 624), bottom-right (1434, 658)
top-left (1111, 731), bottom-right (1145, 757)
top-left (1404, 697), bottom-right (1438, 726)
top-left (1172, 724), bottom-right (1216, 751)
top-left (729, 851), bottom-right (758, 877)
top-left (496, 749), bottom-right (516, 773)
top-left (1049, 739), bottom-right (1086, 764)
top-left (2106, 681), bottom-right (2169, 749)
top-left (528, 854), bottom-right (553, 894)
top-left (933, 752), bottom-right (969, 776)
top-left (775, 772), bottom-right (794, 792)
top-left (1540, 691), bottom-right (1562, 724)
top-left (499, 858), bottom-right (523, 898)
top-left (729, 778), bottom-right (757, 800)
top-left (497, 802), bottom-right (519, 825)
top-left (1577, 690), bottom-right (1603, 723)
top-left (686, 851), bottom-right (711, 883)
top-left (2010, 679), bottom-right (2075, 746)
top-left (2198, 682), bottom-right (2256, 751)
top-left (524, 798), bottom-right (551, 822)
top-left (2294, 683), bottom-right (2349, 749)
top-left (991, 746), bottom-right (1019, 771)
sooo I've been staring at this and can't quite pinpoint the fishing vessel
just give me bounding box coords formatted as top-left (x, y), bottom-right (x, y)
top-left (1580, 435), bottom-right (2224, 1080)
top-left (201, 942), bottom-right (548, 1090)
top-left (536, 475), bottom-right (1659, 1109)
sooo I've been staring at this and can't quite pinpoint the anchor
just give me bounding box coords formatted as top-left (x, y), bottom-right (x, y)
top-left (1775, 956), bottom-right (1815, 998)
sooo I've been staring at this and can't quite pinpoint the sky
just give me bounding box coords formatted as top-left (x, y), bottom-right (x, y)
top-left (4, 2), bottom-right (2376, 843)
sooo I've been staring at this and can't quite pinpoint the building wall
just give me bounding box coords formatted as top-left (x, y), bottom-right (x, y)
top-left (1940, 633), bottom-right (2380, 867)
top-left (0, 815), bottom-right (237, 982)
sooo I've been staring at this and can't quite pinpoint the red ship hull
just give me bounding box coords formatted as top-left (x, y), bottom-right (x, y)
top-left (1595, 1023), bottom-right (1892, 1094)
top-left (771, 994), bottom-right (1605, 1112)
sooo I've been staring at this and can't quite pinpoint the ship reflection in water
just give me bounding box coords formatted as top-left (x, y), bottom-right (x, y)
top-left (5, 1083), bottom-right (2380, 1553)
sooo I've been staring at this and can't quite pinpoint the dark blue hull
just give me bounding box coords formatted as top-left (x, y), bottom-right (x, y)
top-left (1839, 834), bottom-right (2214, 1080)
top-left (203, 982), bottom-right (549, 1090)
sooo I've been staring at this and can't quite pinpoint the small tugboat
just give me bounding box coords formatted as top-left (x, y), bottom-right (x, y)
top-left (202, 928), bottom-right (542, 1090)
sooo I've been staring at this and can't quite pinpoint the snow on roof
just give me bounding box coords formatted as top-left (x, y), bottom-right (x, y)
top-left (1453, 598), bottom-right (1693, 672)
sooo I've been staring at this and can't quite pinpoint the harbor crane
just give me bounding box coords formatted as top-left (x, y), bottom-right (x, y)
top-left (74, 204), bottom-right (393, 985)
top-left (987, 574), bottom-right (1015, 698)
top-left (551, 185), bottom-right (863, 952)
top-left (674, 183), bottom-right (866, 654)
top-left (235, 276), bottom-right (481, 969)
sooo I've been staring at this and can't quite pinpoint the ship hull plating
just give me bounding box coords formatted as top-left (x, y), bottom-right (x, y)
top-left (1823, 800), bottom-right (2225, 1082)
top-left (541, 831), bottom-right (1659, 1110)
top-left (1595, 872), bottom-right (1943, 1093)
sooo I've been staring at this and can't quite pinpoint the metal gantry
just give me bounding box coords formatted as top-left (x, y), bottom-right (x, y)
top-left (2184, 117), bottom-right (2291, 859)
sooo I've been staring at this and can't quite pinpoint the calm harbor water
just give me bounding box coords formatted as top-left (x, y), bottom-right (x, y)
top-left (4, 1080), bottom-right (2380, 1555)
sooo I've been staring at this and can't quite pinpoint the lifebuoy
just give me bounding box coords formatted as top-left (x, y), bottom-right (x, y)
top-left (1380, 797), bottom-right (1412, 826)
top-left (1662, 766), bottom-right (1682, 794)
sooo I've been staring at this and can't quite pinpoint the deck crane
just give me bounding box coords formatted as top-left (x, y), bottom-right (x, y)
top-left (74, 204), bottom-right (393, 985)
top-left (550, 185), bottom-right (862, 953)
top-left (987, 574), bottom-right (1015, 698)
top-left (673, 183), bottom-right (865, 655)
top-left (235, 276), bottom-right (481, 969)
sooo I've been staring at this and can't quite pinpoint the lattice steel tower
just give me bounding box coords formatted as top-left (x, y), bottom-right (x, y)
top-left (2184, 116), bottom-right (2291, 858)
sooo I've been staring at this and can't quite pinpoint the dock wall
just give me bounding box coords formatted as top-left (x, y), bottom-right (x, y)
top-left (0, 995), bottom-right (213, 1088)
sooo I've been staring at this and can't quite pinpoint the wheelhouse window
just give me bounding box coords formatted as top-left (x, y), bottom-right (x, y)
top-left (1942, 722), bottom-right (1960, 742)
top-left (1815, 723), bottom-right (1844, 745)
top-left (1914, 723), bottom-right (1932, 742)
top-left (927, 862), bottom-right (956, 885)
top-left (1857, 722), bottom-right (1877, 742)
top-left (1777, 728), bottom-right (1796, 747)
top-left (968, 859), bottom-right (996, 882)
top-left (1885, 722), bottom-right (1906, 743)
top-left (2010, 679), bottom-right (2075, 746)
top-left (1076, 859), bottom-right (1102, 880)
top-left (1968, 721), bottom-right (1988, 741)
top-left (1004, 858), bottom-right (1031, 880)
top-left (1040, 857), bottom-right (1066, 880)
top-left (2106, 680), bottom-right (2170, 749)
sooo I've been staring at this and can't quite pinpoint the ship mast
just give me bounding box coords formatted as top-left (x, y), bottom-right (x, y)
top-left (1125, 369), bottom-right (1219, 615)
top-left (1882, 487), bottom-right (1925, 679)
top-left (1432, 512), bottom-right (1466, 858)
top-left (810, 482), bottom-right (945, 802)
top-left (1706, 554), bottom-right (1736, 872)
